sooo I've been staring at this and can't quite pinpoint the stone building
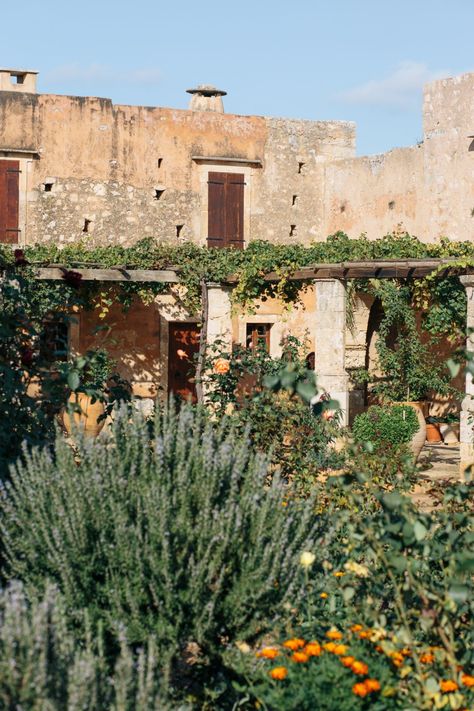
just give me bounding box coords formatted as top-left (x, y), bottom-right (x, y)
top-left (1, 67), bottom-right (473, 435)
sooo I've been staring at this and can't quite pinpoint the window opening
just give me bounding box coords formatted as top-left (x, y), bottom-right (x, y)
top-left (82, 219), bottom-right (91, 233)
top-left (246, 323), bottom-right (271, 352)
top-left (154, 189), bottom-right (165, 200)
top-left (292, 195), bottom-right (298, 206)
top-left (298, 162), bottom-right (305, 174)
top-left (176, 224), bottom-right (184, 238)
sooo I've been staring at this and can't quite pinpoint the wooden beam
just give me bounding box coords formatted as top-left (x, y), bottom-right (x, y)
top-left (35, 267), bottom-right (180, 283)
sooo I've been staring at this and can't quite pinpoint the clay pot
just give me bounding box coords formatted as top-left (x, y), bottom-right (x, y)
top-left (397, 401), bottom-right (427, 461)
top-left (62, 393), bottom-right (106, 437)
top-left (425, 423), bottom-right (442, 443)
top-left (440, 422), bottom-right (460, 444)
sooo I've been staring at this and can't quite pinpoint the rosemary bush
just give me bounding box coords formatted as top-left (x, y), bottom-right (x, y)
top-left (0, 582), bottom-right (166, 710)
top-left (0, 403), bottom-right (323, 674)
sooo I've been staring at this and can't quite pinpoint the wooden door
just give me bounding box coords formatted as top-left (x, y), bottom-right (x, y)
top-left (0, 160), bottom-right (20, 244)
top-left (168, 323), bottom-right (201, 402)
top-left (208, 172), bottom-right (244, 248)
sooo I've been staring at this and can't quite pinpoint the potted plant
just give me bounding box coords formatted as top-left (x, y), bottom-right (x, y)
top-left (58, 349), bottom-right (131, 437)
top-left (425, 416), bottom-right (443, 443)
top-left (438, 413), bottom-right (460, 444)
top-left (352, 404), bottom-right (421, 459)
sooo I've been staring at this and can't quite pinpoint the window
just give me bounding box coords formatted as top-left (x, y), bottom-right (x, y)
top-left (207, 172), bottom-right (245, 248)
top-left (0, 160), bottom-right (20, 244)
top-left (246, 323), bottom-right (271, 352)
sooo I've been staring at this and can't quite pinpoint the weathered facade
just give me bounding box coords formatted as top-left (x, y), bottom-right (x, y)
top-left (1, 67), bottom-right (473, 458)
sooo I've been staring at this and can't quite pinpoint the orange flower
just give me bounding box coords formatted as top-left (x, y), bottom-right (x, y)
top-left (341, 656), bottom-right (356, 667)
top-left (323, 642), bottom-right (337, 652)
top-left (213, 358), bottom-right (230, 374)
top-left (326, 629), bottom-right (343, 640)
top-left (283, 638), bottom-right (305, 651)
top-left (351, 660), bottom-right (369, 675)
top-left (400, 647), bottom-right (411, 657)
top-left (304, 642), bottom-right (322, 657)
top-left (256, 647), bottom-right (279, 660)
top-left (375, 645), bottom-right (384, 653)
top-left (291, 652), bottom-right (309, 663)
top-left (462, 674), bottom-right (474, 688)
top-left (333, 571), bottom-right (345, 577)
top-left (358, 630), bottom-right (371, 639)
top-left (320, 592), bottom-right (328, 599)
top-left (350, 624), bottom-right (363, 632)
top-left (365, 679), bottom-right (381, 692)
top-left (352, 682), bottom-right (369, 697)
top-left (269, 666), bottom-right (288, 680)
top-left (390, 652), bottom-right (404, 667)
top-left (420, 653), bottom-right (434, 664)
top-left (440, 680), bottom-right (458, 693)
top-left (333, 644), bottom-right (349, 656)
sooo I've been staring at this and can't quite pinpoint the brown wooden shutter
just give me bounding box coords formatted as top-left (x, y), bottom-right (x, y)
top-left (0, 160), bottom-right (20, 244)
top-left (207, 171), bottom-right (245, 248)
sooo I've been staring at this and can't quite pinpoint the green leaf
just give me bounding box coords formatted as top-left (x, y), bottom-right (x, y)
top-left (295, 380), bottom-right (316, 403)
top-left (448, 583), bottom-right (469, 603)
top-left (414, 520), bottom-right (428, 541)
top-left (67, 370), bottom-right (80, 391)
top-left (342, 586), bottom-right (355, 602)
top-left (446, 359), bottom-right (461, 378)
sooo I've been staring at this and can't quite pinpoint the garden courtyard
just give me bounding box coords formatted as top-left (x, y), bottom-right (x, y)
top-left (0, 233), bottom-right (473, 710)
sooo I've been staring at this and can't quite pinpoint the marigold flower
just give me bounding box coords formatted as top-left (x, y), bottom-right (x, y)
top-left (352, 682), bottom-right (369, 697)
top-left (358, 630), bottom-right (371, 639)
top-left (213, 358), bottom-right (230, 374)
top-left (350, 624), bottom-right (364, 632)
top-left (257, 647), bottom-right (279, 660)
top-left (269, 666), bottom-right (288, 680)
top-left (390, 652), bottom-right (404, 667)
top-left (420, 652), bottom-right (434, 664)
top-left (341, 656), bottom-right (356, 667)
top-left (304, 642), bottom-right (322, 657)
top-left (440, 680), bottom-right (458, 693)
top-left (351, 660), bottom-right (369, 675)
top-left (299, 551), bottom-right (316, 568)
top-left (320, 592), bottom-right (328, 599)
top-left (333, 644), bottom-right (349, 656)
top-left (461, 674), bottom-right (474, 688)
top-left (283, 638), bottom-right (305, 651)
top-left (325, 629), bottom-right (343, 640)
top-left (333, 571), bottom-right (345, 577)
top-left (291, 652), bottom-right (309, 663)
top-left (323, 642), bottom-right (337, 652)
top-left (400, 647), bottom-right (411, 657)
top-left (365, 679), bottom-right (381, 692)
top-left (375, 646), bottom-right (384, 653)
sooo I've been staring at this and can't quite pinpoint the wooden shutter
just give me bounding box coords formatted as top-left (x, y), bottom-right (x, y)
top-left (0, 160), bottom-right (20, 244)
top-left (207, 172), bottom-right (245, 248)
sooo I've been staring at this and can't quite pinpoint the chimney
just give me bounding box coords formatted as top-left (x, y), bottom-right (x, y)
top-left (0, 68), bottom-right (38, 93)
top-left (186, 84), bottom-right (226, 113)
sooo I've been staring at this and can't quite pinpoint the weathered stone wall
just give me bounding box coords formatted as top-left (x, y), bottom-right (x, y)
top-left (0, 90), bottom-right (355, 247)
top-left (323, 71), bottom-right (474, 243)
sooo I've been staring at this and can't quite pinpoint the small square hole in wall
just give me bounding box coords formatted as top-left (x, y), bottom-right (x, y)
top-left (154, 189), bottom-right (165, 200)
top-left (292, 195), bottom-right (298, 206)
top-left (158, 158), bottom-right (163, 168)
top-left (44, 182), bottom-right (53, 192)
top-left (10, 73), bottom-right (25, 85)
top-left (388, 200), bottom-right (395, 210)
top-left (176, 224), bottom-right (184, 238)
top-left (298, 162), bottom-right (305, 174)
top-left (82, 219), bottom-right (92, 234)
top-left (340, 203), bottom-right (346, 213)
top-left (289, 224), bottom-right (297, 237)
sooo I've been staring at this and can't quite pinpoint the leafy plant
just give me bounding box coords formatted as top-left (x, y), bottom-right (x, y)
top-left (352, 405), bottom-right (419, 450)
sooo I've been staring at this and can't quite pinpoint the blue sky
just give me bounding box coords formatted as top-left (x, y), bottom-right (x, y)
top-left (2, 0), bottom-right (473, 155)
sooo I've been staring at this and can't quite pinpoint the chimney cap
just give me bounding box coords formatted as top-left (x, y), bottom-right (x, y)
top-left (186, 84), bottom-right (227, 97)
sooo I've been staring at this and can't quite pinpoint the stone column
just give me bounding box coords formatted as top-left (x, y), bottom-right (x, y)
top-left (314, 279), bottom-right (349, 425)
top-left (459, 277), bottom-right (474, 473)
top-left (206, 283), bottom-right (233, 352)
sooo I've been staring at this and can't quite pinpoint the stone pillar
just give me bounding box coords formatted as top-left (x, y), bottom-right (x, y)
top-left (206, 283), bottom-right (233, 352)
top-left (459, 277), bottom-right (474, 473)
top-left (314, 279), bottom-right (349, 425)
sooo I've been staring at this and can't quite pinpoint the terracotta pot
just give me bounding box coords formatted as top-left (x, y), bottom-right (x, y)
top-left (425, 423), bottom-right (442, 443)
top-left (62, 393), bottom-right (106, 437)
top-left (397, 401), bottom-right (427, 461)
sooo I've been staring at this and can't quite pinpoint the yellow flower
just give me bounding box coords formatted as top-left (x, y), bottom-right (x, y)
top-left (326, 629), bottom-right (343, 640)
top-left (269, 666), bottom-right (288, 680)
top-left (351, 660), bottom-right (369, 675)
top-left (283, 638), bottom-right (305, 651)
top-left (320, 592), bottom-right (328, 599)
top-left (440, 680), bottom-right (458, 693)
top-left (291, 651), bottom-right (309, 663)
top-left (332, 644), bottom-right (349, 656)
top-left (235, 641), bottom-right (251, 654)
top-left (304, 642), bottom-right (322, 657)
top-left (462, 674), bottom-right (474, 688)
top-left (299, 551), bottom-right (316, 568)
top-left (390, 652), bottom-right (404, 667)
top-left (352, 682), bottom-right (369, 697)
top-left (344, 561), bottom-right (369, 577)
top-left (323, 642), bottom-right (337, 652)
top-left (256, 647), bottom-right (279, 660)
top-left (333, 571), bottom-right (345, 578)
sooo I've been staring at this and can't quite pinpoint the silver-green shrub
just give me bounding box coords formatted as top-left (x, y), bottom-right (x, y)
top-left (1, 402), bottom-right (322, 676)
top-left (0, 582), bottom-right (166, 710)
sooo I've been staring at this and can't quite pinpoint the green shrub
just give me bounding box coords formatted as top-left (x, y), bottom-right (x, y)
top-left (0, 402), bottom-right (323, 682)
top-left (0, 582), bottom-right (167, 710)
top-left (352, 405), bottom-right (419, 450)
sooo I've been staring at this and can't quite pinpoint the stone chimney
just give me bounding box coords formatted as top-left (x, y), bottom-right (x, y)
top-left (0, 68), bottom-right (38, 93)
top-left (186, 84), bottom-right (226, 112)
